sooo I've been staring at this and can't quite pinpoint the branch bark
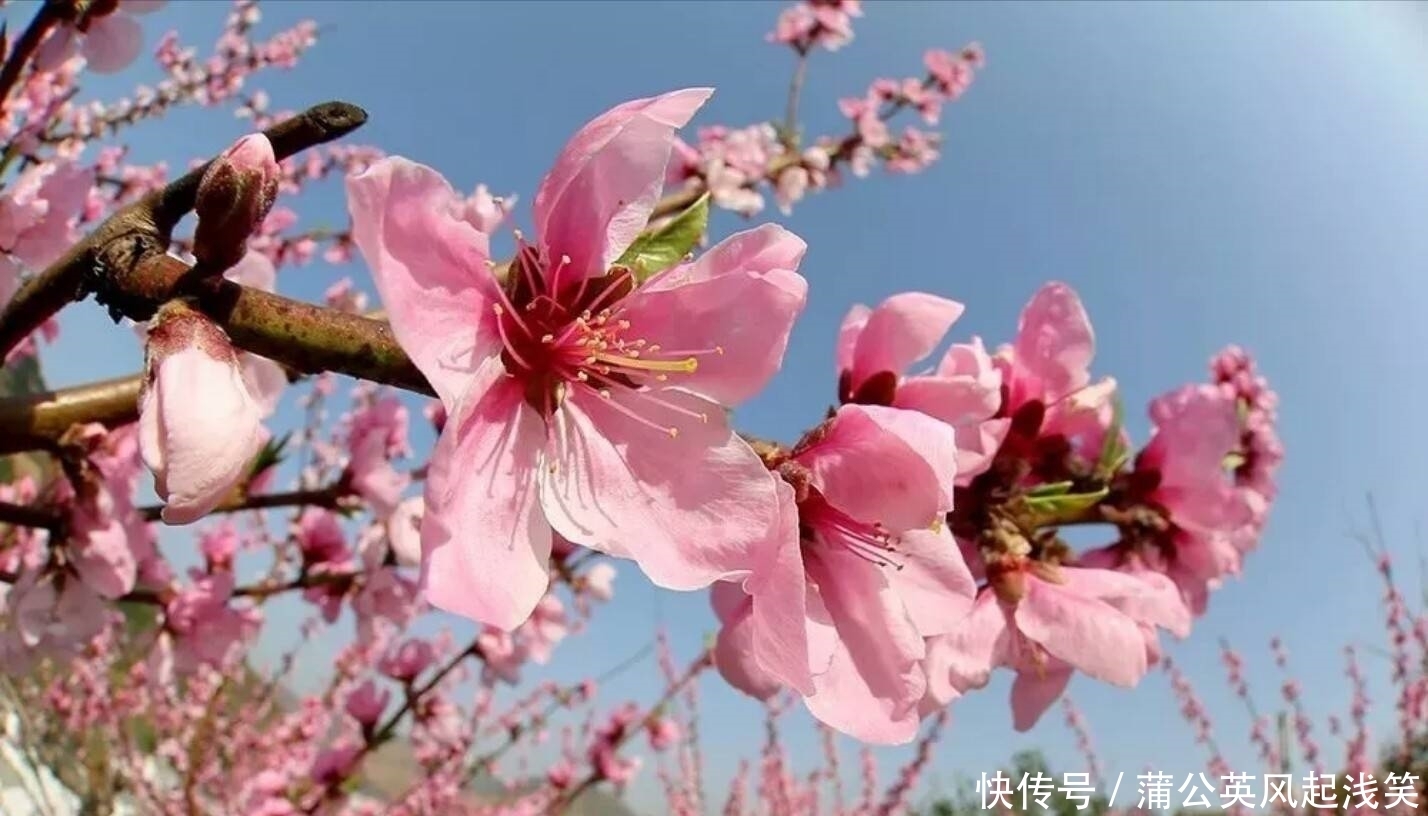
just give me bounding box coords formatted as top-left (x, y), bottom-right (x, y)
top-left (0, 100), bottom-right (369, 359)
top-left (0, 374), bottom-right (141, 455)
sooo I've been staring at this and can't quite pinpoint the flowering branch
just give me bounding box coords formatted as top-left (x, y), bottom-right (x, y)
top-left (0, 100), bottom-right (368, 360)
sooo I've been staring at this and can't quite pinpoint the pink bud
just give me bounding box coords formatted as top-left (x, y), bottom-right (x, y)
top-left (344, 680), bottom-right (390, 730)
top-left (139, 302), bottom-right (265, 525)
top-left (647, 716), bottom-right (681, 751)
top-left (194, 134), bottom-right (281, 271)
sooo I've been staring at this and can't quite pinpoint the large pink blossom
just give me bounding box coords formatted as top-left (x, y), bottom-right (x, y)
top-left (925, 561), bottom-right (1184, 730)
top-left (836, 293), bottom-right (1009, 483)
top-left (712, 404), bottom-right (975, 744)
top-left (347, 88), bottom-right (808, 630)
top-left (36, 0), bottom-right (166, 75)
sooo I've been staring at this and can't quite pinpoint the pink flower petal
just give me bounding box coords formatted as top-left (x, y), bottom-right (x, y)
top-left (618, 224), bottom-right (808, 405)
top-left (850, 293), bottom-right (964, 384)
top-left (347, 157), bottom-right (497, 409)
top-left (1011, 282), bottom-right (1094, 402)
top-left (712, 600), bottom-right (783, 701)
top-left (743, 479), bottom-right (815, 696)
top-left (421, 360), bottom-right (552, 630)
top-left (534, 88), bottom-right (713, 283)
top-left (835, 304), bottom-right (872, 377)
top-left (800, 404), bottom-right (956, 531)
top-left (1011, 667), bottom-right (1073, 732)
top-left (81, 13), bottom-right (143, 74)
top-left (887, 527), bottom-right (975, 637)
top-left (926, 591), bottom-right (1008, 697)
top-left (800, 560), bottom-right (926, 745)
top-left (539, 388), bottom-right (775, 591)
top-left (141, 347), bottom-right (265, 525)
top-left (1016, 576), bottom-right (1147, 687)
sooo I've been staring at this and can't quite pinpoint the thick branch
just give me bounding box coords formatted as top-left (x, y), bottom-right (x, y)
top-left (101, 252), bottom-right (431, 394)
top-left (0, 499), bottom-right (61, 530)
top-left (0, 101), bottom-right (368, 359)
top-left (0, 374), bottom-right (141, 455)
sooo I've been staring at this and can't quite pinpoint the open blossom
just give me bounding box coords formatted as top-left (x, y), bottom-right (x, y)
top-left (139, 301), bottom-right (266, 525)
top-left (348, 88), bottom-right (808, 630)
top-left (159, 571), bottom-right (260, 677)
top-left (925, 561), bottom-right (1185, 731)
top-left (344, 396), bottom-right (411, 518)
top-left (769, 0), bottom-right (863, 52)
top-left (837, 293), bottom-right (1009, 483)
top-left (712, 404), bottom-right (975, 744)
top-left (994, 282), bottom-right (1119, 464)
top-left (36, 0), bottom-right (166, 74)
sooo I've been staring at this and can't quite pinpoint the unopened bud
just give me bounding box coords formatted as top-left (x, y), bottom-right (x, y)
top-left (193, 133), bottom-right (280, 272)
top-left (140, 301), bottom-right (265, 525)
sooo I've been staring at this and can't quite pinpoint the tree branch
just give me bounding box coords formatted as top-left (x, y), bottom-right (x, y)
top-left (99, 252), bottom-right (431, 394)
top-left (0, 374), bottom-right (142, 455)
top-left (136, 482), bottom-right (348, 523)
top-left (0, 100), bottom-right (368, 360)
top-left (0, 499), bottom-right (61, 531)
top-left (0, 0), bottom-right (64, 107)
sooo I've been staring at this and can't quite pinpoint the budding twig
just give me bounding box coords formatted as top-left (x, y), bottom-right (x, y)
top-left (135, 482), bottom-right (349, 523)
top-left (0, 100), bottom-right (368, 360)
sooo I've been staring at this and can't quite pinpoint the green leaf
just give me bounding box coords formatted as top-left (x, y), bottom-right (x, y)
top-left (1025, 481), bottom-right (1074, 499)
top-left (616, 193), bottom-right (710, 282)
top-left (1025, 486), bottom-right (1110, 516)
top-left (248, 431), bottom-right (291, 479)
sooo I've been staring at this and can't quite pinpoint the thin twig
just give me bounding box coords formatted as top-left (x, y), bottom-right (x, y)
top-left (0, 0), bottom-right (63, 108)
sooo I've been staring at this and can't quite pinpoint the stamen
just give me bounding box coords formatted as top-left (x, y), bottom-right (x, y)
top-left (492, 304), bottom-right (537, 372)
top-left (592, 353), bottom-right (698, 375)
top-left (575, 382), bottom-right (680, 439)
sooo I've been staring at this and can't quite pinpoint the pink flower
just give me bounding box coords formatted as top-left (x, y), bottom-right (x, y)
top-left (925, 562), bottom-right (1180, 730)
top-left (385, 496), bottom-right (423, 568)
top-left (477, 627), bottom-right (528, 686)
top-left (344, 396), bottom-right (410, 518)
top-left (648, 716), bottom-right (682, 751)
top-left (582, 562), bottom-right (617, 602)
top-left (837, 293), bottom-right (1010, 484)
top-left (712, 404), bottom-right (975, 744)
top-left (310, 742), bottom-right (361, 787)
top-left (161, 571), bottom-right (260, 675)
top-left (0, 159), bottom-right (94, 272)
top-left (139, 302), bottom-right (265, 525)
top-left (37, 1), bottom-right (165, 74)
top-left (347, 88), bottom-right (808, 630)
top-left (0, 570), bottom-right (109, 671)
top-left (380, 638), bottom-right (435, 683)
top-left (995, 282), bottom-right (1118, 462)
top-left (345, 680), bottom-right (390, 730)
top-left (295, 508), bottom-right (350, 567)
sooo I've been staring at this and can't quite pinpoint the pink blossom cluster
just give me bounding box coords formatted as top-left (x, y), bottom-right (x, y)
top-left (664, 4), bottom-right (983, 216)
top-left (0, 1), bottom-right (1296, 811)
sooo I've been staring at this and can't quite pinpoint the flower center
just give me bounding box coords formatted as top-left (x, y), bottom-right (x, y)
top-left (489, 239), bottom-right (723, 434)
top-left (800, 494), bottom-right (904, 570)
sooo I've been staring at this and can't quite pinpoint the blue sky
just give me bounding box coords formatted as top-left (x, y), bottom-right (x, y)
top-left (29, 0), bottom-right (1428, 810)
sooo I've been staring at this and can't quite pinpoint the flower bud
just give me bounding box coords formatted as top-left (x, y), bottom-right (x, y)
top-left (139, 301), bottom-right (265, 525)
top-left (344, 679), bottom-right (390, 732)
top-left (193, 134), bottom-right (280, 271)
